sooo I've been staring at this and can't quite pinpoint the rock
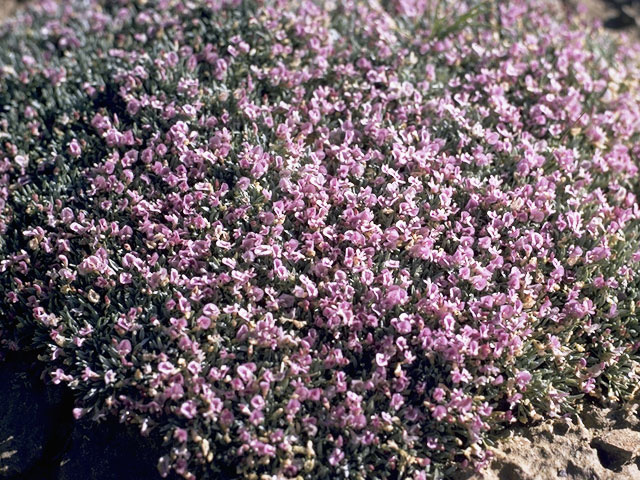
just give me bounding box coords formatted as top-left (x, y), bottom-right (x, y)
top-left (611, 402), bottom-right (640, 429)
top-left (495, 461), bottom-right (528, 480)
top-left (458, 410), bottom-right (640, 480)
top-left (581, 403), bottom-right (613, 429)
top-left (591, 429), bottom-right (640, 471)
top-left (0, 1), bottom-right (19, 20)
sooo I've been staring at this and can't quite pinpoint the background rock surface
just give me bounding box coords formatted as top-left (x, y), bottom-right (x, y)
top-left (457, 399), bottom-right (640, 479)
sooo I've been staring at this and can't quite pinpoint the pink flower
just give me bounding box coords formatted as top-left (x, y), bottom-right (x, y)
top-left (202, 303), bottom-right (220, 318)
top-left (173, 427), bottom-right (188, 443)
top-left (485, 131), bottom-right (499, 145)
top-left (582, 377), bottom-right (596, 393)
top-left (384, 285), bottom-right (408, 308)
top-left (60, 207), bottom-right (75, 223)
top-left (250, 395), bottom-right (265, 410)
top-left (391, 314), bottom-right (412, 334)
top-left (433, 406), bottom-right (448, 421)
top-left (390, 393), bottom-right (404, 410)
top-left (158, 361), bottom-right (175, 375)
top-left (196, 315), bottom-right (211, 329)
top-left (78, 254), bottom-right (107, 276)
top-left (249, 409), bottom-right (264, 425)
top-left (187, 361), bottom-right (202, 376)
top-left (237, 363), bottom-right (256, 383)
top-left (220, 409), bottom-right (234, 428)
top-left (104, 370), bottom-right (116, 385)
top-left (15, 155), bottom-right (29, 169)
top-left (68, 139), bottom-right (82, 158)
top-left (432, 388), bottom-right (445, 402)
top-left (116, 339), bottom-right (132, 356)
top-left (470, 275), bottom-right (488, 291)
top-left (81, 366), bottom-right (100, 382)
top-left (328, 448), bottom-right (345, 466)
top-left (51, 368), bottom-right (72, 385)
top-left (180, 400), bottom-right (198, 419)
top-left (119, 272), bottom-right (132, 284)
top-left (375, 353), bottom-right (388, 367)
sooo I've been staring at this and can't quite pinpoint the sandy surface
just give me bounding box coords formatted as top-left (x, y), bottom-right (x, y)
top-left (456, 397), bottom-right (640, 480)
top-left (0, 0), bottom-right (19, 20)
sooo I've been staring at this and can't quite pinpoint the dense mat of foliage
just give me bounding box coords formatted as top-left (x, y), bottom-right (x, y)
top-left (2, 0), bottom-right (640, 478)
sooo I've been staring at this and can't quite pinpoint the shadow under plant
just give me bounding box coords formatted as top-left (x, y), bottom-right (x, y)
top-left (0, 351), bottom-right (178, 480)
top-left (600, 0), bottom-right (640, 29)
top-left (568, 0), bottom-right (640, 30)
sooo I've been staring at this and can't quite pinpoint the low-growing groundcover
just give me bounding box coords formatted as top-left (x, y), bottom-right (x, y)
top-left (2, 0), bottom-right (640, 478)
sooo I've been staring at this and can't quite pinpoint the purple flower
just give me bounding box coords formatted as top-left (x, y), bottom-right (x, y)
top-left (68, 139), bottom-right (82, 158)
top-left (179, 400), bottom-right (197, 419)
top-left (328, 448), bottom-right (345, 466)
top-left (390, 393), bottom-right (404, 410)
top-left (515, 371), bottom-right (532, 389)
top-left (116, 339), bottom-right (132, 356)
top-left (391, 313), bottom-right (413, 334)
top-left (384, 285), bottom-right (408, 308)
top-left (433, 406), bottom-right (448, 421)
top-left (250, 395), bottom-right (265, 410)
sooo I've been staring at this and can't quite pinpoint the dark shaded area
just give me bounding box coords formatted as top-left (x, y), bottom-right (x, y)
top-left (57, 418), bottom-right (172, 480)
top-left (574, 0), bottom-right (640, 30)
top-left (0, 351), bottom-right (74, 480)
top-left (92, 83), bottom-right (130, 123)
top-left (553, 421), bottom-right (571, 435)
top-left (497, 462), bottom-right (527, 480)
top-left (601, 0), bottom-right (640, 28)
top-left (561, 0), bottom-right (640, 33)
top-left (590, 437), bottom-right (633, 471)
top-left (0, 351), bottom-right (181, 480)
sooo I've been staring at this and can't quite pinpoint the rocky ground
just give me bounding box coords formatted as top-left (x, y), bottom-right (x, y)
top-left (458, 397), bottom-right (640, 480)
top-left (2, 1), bottom-right (640, 479)
top-left (0, 0), bottom-right (20, 20)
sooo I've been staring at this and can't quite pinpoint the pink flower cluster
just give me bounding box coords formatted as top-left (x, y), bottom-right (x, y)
top-left (1, 0), bottom-right (640, 479)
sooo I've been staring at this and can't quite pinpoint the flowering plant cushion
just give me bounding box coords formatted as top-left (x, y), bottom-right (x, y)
top-left (1, 1), bottom-right (640, 478)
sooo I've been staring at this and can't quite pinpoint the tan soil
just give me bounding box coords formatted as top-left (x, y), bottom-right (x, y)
top-left (0, 1), bottom-right (19, 20)
top-left (456, 398), bottom-right (640, 480)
